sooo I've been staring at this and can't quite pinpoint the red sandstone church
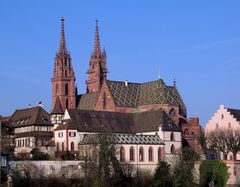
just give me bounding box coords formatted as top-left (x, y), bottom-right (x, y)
top-left (51, 18), bottom-right (202, 153)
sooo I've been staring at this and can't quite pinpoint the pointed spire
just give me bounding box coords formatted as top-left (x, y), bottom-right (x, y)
top-left (93, 18), bottom-right (101, 57)
top-left (59, 17), bottom-right (67, 53)
top-left (51, 96), bottom-right (64, 115)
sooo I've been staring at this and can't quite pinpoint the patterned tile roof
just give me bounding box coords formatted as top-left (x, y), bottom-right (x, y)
top-left (107, 80), bottom-right (141, 107)
top-left (79, 134), bottom-right (164, 145)
top-left (77, 92), bottom-right (99, 110)
top-left (107, 79), bottom-right (186, 114)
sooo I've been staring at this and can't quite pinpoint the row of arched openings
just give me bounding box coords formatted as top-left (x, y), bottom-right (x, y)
top-left (56, 83), bottom-right (69, 96)
top-left (57, 142), bottom-right (75, 152)
top-left (120, 146), bottom-right (163, 162)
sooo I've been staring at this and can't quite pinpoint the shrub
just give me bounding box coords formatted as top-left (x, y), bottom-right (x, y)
top-left (199, 160), bottom-right (230, 187)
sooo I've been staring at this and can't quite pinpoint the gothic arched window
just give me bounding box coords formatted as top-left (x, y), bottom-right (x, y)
top-left (120, 146), bottom-right (125, 161)
top-left (65, 83), bottom-right (68, 95)
top-left (139, 146), bottom-right (144, 162)
top-left (130, 146), bottom-right (135, 161)
top-left (148, 146), bottom-right (153, 162)
top-left (158, 147), bottom-right (162, 161)
top-left (71, 142), bottom-right (74, 151)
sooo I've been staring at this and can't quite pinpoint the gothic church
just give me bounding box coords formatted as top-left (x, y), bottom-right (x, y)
top-left (52, 18), bottom-right (186, 124)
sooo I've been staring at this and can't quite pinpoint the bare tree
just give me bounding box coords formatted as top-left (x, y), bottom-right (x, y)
top-left (206, 129), bottom-right (229, 160)
top-left (224, 129), bottom-right (240, 160)
top-left (206, 128), bottom-right (240, 160)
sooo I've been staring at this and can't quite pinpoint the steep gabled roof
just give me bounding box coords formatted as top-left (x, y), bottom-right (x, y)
top-left (58, 109), bottom-right (136, 133)
top-left (76, 79), bottom-right (186, 116)
top-left (56, 108), bottom-right (180, 133)
top-left (9, 106), bottom-right (52, 128)
top-left (51, 96), bottom-right (64, 115)
top-left (107, 79), bottom-right (186, 112)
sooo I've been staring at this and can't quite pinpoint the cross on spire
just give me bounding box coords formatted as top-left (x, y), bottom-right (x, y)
top-left (93, 18), bottom-right (101, 57)
top-left (59, 17), bottom-right (67, 53)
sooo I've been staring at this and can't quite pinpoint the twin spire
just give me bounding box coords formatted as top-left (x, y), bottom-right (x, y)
top-left (58, 17), bottom-right (102, 57)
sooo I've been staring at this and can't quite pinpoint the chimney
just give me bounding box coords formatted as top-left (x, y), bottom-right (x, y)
top-left (38, 101), bottom-right (43, 108)
top-left (28, 104), bottom-right (32, 108)
top-left (124, 80), bottom-right (128, 87)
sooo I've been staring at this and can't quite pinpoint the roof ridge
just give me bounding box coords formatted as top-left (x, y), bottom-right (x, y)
top-left (227, 107), bottom-right (240, 111)
top-left (107, 79), bottom-right (164, 85)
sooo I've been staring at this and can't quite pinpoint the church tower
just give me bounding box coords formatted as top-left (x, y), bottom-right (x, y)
top-left (86, 19), bottom-right (107, 93)
top-left (51, 17), bottom-right (76, 112)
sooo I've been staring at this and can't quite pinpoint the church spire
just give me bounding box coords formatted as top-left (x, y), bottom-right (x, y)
top-left (93, 19), bottom-right (101, 57)
top-left (51, 95), bottom-right (64, 115)
top-left (59, 17), bottom-right (67, 53)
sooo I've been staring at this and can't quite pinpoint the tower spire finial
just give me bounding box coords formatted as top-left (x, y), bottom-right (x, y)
top-left (93, 18), bottom-right (101, 57)
top-left (59, 17), bottom-right (67, 53)
top-left (173, 78), bottom-right (176, 87)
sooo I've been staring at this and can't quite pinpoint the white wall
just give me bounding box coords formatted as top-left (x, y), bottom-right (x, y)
top-left (205, 105), bottom-right (240, 133)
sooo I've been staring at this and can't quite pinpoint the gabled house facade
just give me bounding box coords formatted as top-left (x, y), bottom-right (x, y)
top-left (9, 106), bottom-right (54, 158)
top-left (205, 105), bottom-right (240, 160)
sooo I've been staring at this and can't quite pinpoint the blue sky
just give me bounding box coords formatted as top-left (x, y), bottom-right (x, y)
top-left (1, 1), bottom-right (240, 125)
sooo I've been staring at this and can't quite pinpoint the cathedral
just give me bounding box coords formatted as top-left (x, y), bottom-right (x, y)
top-left (3, 18), bottom-right (202, 167)
top-left (52, 17), bottom-right (186, 123)
top-left (50, 17), bottom-right (202, 162)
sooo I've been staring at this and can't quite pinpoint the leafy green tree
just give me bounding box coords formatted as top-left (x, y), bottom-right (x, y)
top-left (153, 161), bottom-right (172, 187)
top-left (199, 160), bottom-right (230, 187)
